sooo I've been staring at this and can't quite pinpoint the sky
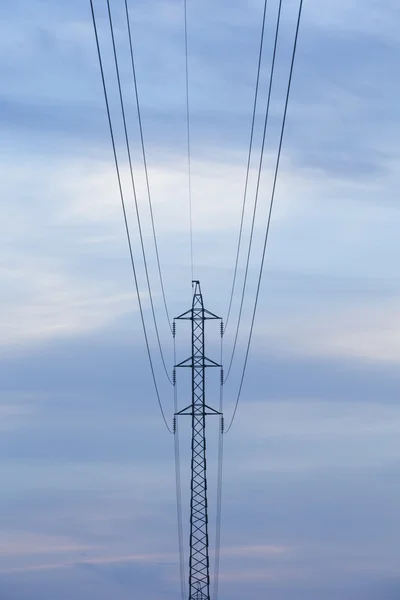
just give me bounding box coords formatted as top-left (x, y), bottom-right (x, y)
top-left (1, 0), bottom-right (400, 598)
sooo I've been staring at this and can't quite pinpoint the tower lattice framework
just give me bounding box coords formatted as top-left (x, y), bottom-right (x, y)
top-left (175, 281), bottom-right (221, 600)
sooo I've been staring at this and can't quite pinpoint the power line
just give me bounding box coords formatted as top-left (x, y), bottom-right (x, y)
top-left (225, 0), bottom-right (304, 434)
top-left (224, 0), bottom-right (283, 383)
top-left (89, 0), bottom-right (172, 434)
top-left (213, 324), bottom-right (224, 600)
top-left (224, 0), bottom-right (269, 331)
top-left (105, 0), bottom-right (173, 385)
top-left (124, 0), bottom-right (172, 332)
top-left (173, 325), bottom-right (186, 600)
top-left (213, 415), bottom-right (224, 599)
top-left (184, 0), bottom-right (194, 282)
top-left (174, 421), bottom-right (186, 600)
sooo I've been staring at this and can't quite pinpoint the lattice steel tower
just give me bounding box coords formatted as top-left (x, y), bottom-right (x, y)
top-left (175, 281), bottom-right (221, 600)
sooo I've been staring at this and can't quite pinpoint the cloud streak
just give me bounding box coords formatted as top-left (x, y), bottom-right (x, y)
top-left (2, 0), bottom-right (400, 598)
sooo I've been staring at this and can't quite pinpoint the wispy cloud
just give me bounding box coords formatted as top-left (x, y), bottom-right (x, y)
top-left (2, 0), bottom-right (400, 598)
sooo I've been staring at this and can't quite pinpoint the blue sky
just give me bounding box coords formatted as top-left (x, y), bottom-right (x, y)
top-left (1, 0), bottom-right (400, 598)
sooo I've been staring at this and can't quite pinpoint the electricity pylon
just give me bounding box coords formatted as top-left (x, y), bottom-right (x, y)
top-left (175, 281), bottom-right (221, 600)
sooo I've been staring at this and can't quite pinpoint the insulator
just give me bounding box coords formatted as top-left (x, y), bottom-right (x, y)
top-left (220, 369), bottom-right (224, 385)
top-left (172, 321), bottom-right (176, 337)
top-left (173, 368), bottom-right (176, 385)
top-left (220, 321), bottom-right (224, 337)
top-left (173, 417), bottom-right (177, 434)
top-left (221, 417), bottom-right (224, 433)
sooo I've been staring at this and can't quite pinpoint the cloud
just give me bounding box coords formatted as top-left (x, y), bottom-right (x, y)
top-left (2, 1), bottom-right (400, 599)
top-left (255, 297), bottom-right (400, 364)
top-left (304, 0), bottom-right (400, 39)
top-left (0, 402), bottom-right (33, 432)
top-left (0, 531), bottom-right (100, 565)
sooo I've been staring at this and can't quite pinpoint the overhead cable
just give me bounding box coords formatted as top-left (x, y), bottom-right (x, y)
top-left (224, 0), bottom-right (269, 331)
top-left (225, 0), bottom-right (304, 433)
top-left (224, 0), bottom-right (283, 383)
top-left (184, 0), bottom-right (194, 282)
top-left (124, 0), bottom-right (172, 332)
top-left (89, 0), bottom-right (172, 433)
top-left (213, 324), bottom-right (224, 600)
top-left (106, 0), bottom-right (173, 384)
top-left (173, 325), bottom-right (187, 600)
